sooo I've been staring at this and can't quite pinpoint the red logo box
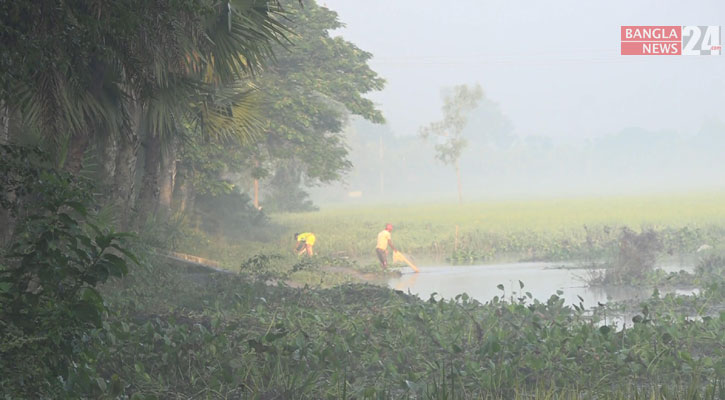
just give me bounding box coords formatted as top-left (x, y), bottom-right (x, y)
top-left (621, 26), bottom-right (681, 55)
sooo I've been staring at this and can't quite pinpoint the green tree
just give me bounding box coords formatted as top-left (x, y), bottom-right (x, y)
top-left (252, 0), bottom-right (385, 210)
top-left (420, 84), bottom-right (483, 204)
top-left (173, 126), bottom-right (264, 228)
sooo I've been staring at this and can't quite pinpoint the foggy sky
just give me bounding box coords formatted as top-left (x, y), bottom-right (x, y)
top-left (323, 0), bottom-right (725, 139)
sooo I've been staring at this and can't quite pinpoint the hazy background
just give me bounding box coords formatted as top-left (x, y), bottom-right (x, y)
top-left (308, 0), bottom-right (725, 203)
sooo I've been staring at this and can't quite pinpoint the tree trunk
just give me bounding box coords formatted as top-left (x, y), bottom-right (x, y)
top-left (136, 133), bottom-right (162, 226)
top-left (65, 132), bottom-right (90, 174)
top-left (176, 167), bottom-right (195, 214)
top-left (113, 133), bottom-right (139, 229)
top-left (99, 132), bottom-right (118, 187)
top-left (0, 101), bottom-right (9, 144)
top-left (0, 188), bottom-right (13, 246)
top-left (65, 58), bottom-right (105, 174)
top-left (455, 159), bottom-right (463, 205)
top-left (0, 209), bottom-right (12, 245)
top-left (158, 136), bottom-right (178, 216)
top-left (113, 101), bottom-right (142, 230)
top-left (0, 103), bottom-right (14, 243)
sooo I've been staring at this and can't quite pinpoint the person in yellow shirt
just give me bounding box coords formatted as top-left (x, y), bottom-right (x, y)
top-left (375, 223), bottom-right (396, 269)
top-left (294, 232), bottom-right (316, 256)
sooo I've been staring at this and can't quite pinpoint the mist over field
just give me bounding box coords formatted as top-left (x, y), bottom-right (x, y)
top-left (305, 0), bottom-right (725, 204)
top-left (310, 113), bottom-right (725, 204)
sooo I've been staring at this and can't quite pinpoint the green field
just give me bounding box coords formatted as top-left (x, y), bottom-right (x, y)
top-left (273, 193), bottom-right (725, 263)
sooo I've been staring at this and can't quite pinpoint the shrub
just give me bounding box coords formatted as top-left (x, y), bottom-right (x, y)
top-left (605, 227), bottom-right (662, 284)
top-left (0, 144), bottom-right (136, 397)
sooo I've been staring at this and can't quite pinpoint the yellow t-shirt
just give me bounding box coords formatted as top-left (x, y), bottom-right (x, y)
top-left (376, 230), bottom-right (391, 250)
top-left (297, 232), bottom-right (316, 246)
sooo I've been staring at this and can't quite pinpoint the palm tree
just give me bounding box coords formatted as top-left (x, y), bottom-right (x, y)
top-left (1, 0), bottom-right (291, 227)
top-left (117, 0), bottom-right (291, 226)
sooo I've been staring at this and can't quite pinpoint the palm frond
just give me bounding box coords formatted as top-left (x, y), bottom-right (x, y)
top-left (13, 68), bottom-right (127, 144)
top-left (201, 0), bottom-right (292, 81)
top-left (190, 80), bottom-right (263, 145)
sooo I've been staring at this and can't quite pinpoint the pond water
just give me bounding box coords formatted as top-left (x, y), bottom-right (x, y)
top-left (387, 261), bottom-right (696, 310)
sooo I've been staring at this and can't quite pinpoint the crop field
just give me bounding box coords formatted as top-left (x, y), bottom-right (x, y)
top-left (273, 193), bottom-right (725, 262)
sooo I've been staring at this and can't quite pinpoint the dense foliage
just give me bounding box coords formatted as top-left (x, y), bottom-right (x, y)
top-left (0, 0), bottom-right (292, 232)
top-left (0, 145), bottom-right (136, 397)
top-left (73, 257), bottom-right (725, 398)
top-left (252, 0), bottom-right (386, 211)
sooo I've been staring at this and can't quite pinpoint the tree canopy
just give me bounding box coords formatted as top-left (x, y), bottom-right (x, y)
top-left (252, 0), bottom-right (385, 210)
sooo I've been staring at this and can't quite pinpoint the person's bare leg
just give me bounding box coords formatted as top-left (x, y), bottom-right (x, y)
top-left (376, 249), bottom-right (387, 269)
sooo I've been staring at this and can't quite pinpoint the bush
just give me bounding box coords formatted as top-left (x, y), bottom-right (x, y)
top-left (0, 144), bottom-right (136, 397)
top-left (606, 227), bottom-right (662, 284)
top-left (696, 254), bottom-right (725, 281)
top-left (194, 189), bottom-right (271, 238)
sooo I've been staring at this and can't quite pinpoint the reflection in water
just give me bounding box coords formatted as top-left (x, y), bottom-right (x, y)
top-left (394, 271), bottom-right (419, 291)
top-left (387, 262), bottom-right (694, 309)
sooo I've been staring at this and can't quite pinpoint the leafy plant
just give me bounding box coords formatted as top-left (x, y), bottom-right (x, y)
top-left (0, 144), bottom-right (137, 397)
top-left (239, 253), bottom-right (286, 282)
top-left (86, 260), bottom-right (725, 398)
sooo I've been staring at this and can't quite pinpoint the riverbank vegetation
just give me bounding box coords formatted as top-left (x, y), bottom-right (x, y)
top-left (2, 0), bottom-right (725, 398)
top-left (5, 250), bottom-right (724, 398)
top-left (88, 256), bottom-right (725, 399)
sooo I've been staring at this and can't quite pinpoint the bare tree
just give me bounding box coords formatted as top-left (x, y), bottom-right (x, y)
top-left (420, 84), bottom-right (483, 204)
